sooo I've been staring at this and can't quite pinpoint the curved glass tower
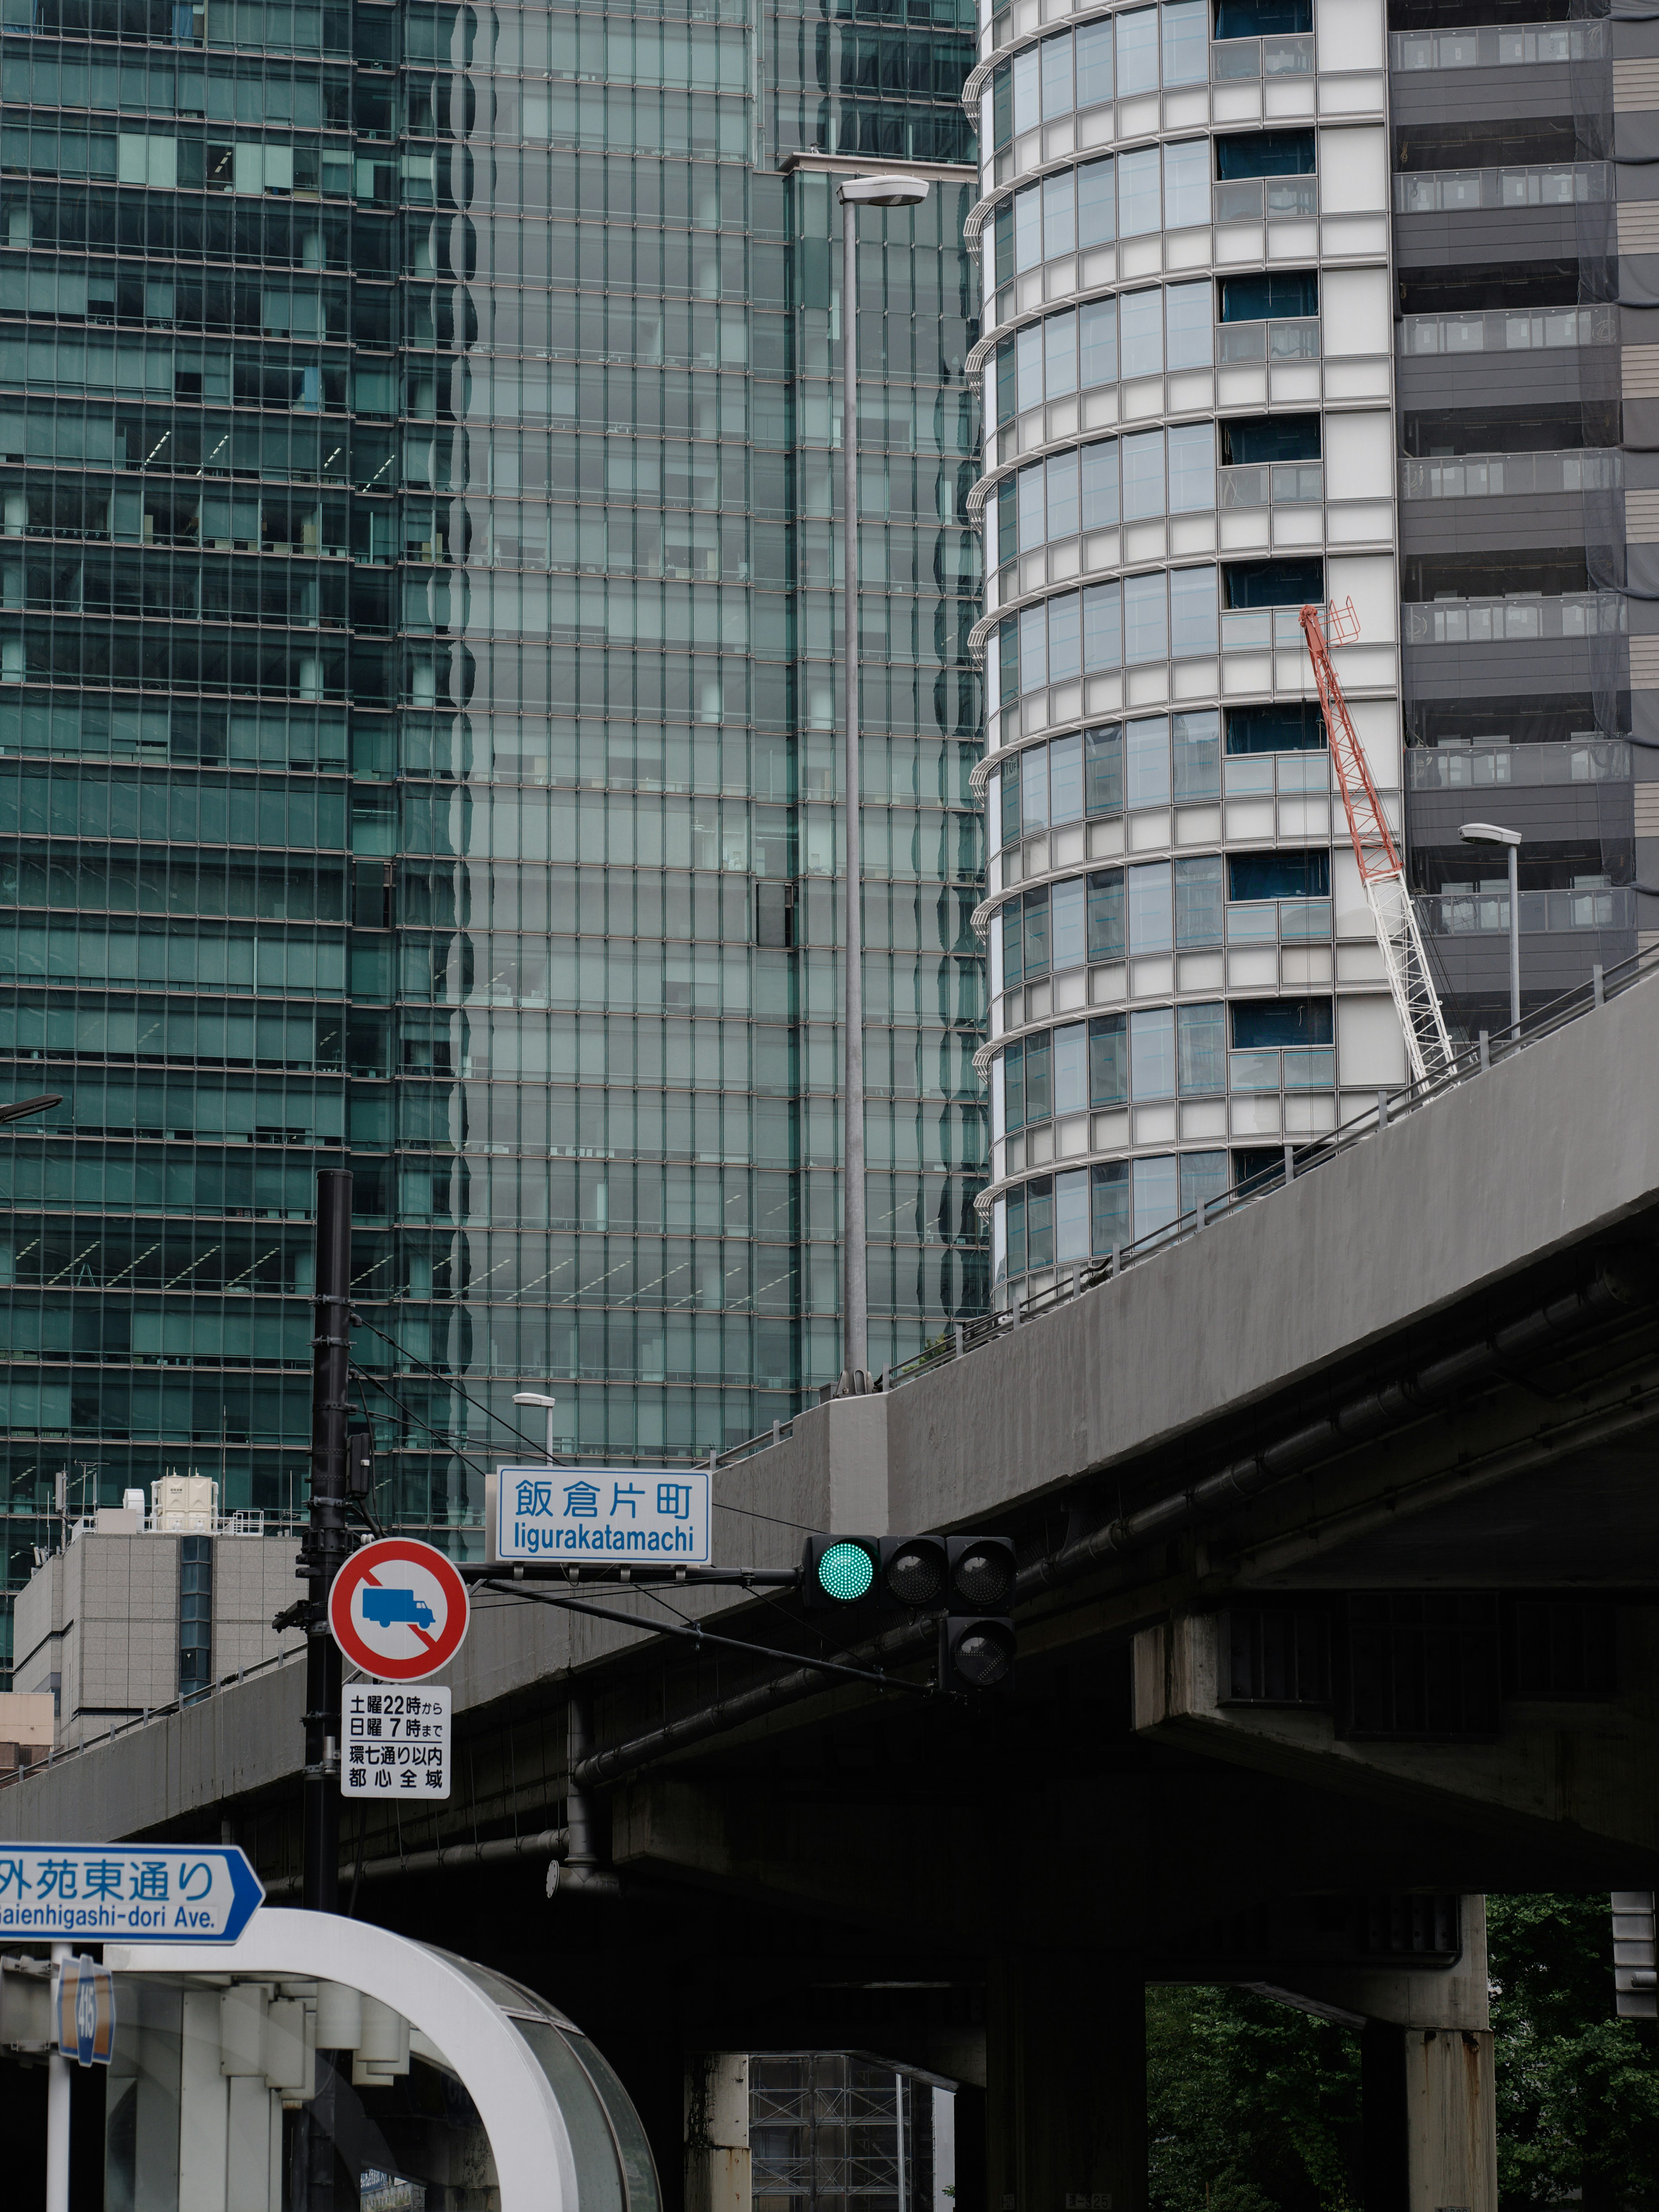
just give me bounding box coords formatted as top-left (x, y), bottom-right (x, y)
top-left (968, 0), bottom-right (1410, 1304)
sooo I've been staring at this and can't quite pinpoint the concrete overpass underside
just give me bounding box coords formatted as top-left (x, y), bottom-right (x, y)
top-left (7, 980), bottom-right (1659, 2212)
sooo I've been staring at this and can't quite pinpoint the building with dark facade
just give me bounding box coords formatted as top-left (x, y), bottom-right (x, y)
top-left (0, 0), bottom-right (987, 1680)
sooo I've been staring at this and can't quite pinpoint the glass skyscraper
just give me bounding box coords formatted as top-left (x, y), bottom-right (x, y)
top-left (0, 0), bottom-right (985, 1680)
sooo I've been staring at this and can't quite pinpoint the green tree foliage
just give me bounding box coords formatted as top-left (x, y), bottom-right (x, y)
top-left (1487, 1893), bottom-right (1659, 2210)
top-left (1146, 1986), bottom-right (1361, 2212)
top-left (1145, 1899), bottom-right (1659, 2212)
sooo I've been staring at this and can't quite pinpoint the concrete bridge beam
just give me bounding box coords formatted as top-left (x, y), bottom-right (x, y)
top-left (1133, 1611), bottom-right (1659, 1878)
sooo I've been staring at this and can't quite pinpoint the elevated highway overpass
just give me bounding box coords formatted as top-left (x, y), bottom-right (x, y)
top-left (6, 966), bottom-right (1659, 2212)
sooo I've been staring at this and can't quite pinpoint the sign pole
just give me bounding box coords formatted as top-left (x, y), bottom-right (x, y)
top-left (304, 1167), bottom-right (353, 1913)
top-left (45, 1942), bottom-right (70, 2212)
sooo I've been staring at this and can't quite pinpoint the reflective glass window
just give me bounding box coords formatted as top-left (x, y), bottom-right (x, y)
top-left (1092, 1160), bottom-right (1131, 1250)
top-left (1124, 571), bottom-right (1169, 663)
top-left (1177, 1001), bottom-right (1227, 1091)
top-left (1089, 1012), bottom-right (1128, 1101)
top-left (1056, 1167), bottom-right (1091, 1260)
top-left (1041, 33), bottom-right (1075, 118)
top-left (1054, 1021), bottom-right (1088, 1113)
top-left (1043, 169), bottom-right (1077, 257)
top-left (1078, 158), bottom-right (1116, 245)
top-left (1081, 440), bottom-right (1120, 529)
top-left (1122, 430), bottom-right (1166, 520)
top-left (1052, 874), bottom-right (1086, 969)
top-left (1164, 139), bottom-right (1211, 227)
top-left (1087, 868), bottom-right (1127, 959)
top-left (1077, 18), bottom-right (1116, 104)
top-left (1168, 423), bottom-right (1216, 512)
top-left (1133, 1154), bottom-right (1180, 1238)
top-left (1085, 725), bottom-right (1124, 815)
top-left (1126, 716), bottom-right (1171, 809)
top-left (1130, 1007), bottom-right (1176, 1098)
top-left (1128, 858), bottom-right (1173, 950)
top-left (1119, 146), bottom-right (1162, 235)
top-left (1120, 289), bottom-right (1164, 376)
top-left (1117, 6), bottom-right (1161, 92)
top-left (1050, 731), bottom-right (1084, 822)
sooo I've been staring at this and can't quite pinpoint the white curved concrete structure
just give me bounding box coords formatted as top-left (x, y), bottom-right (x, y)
top-left (106, 1906), bottom-right (580, 2212)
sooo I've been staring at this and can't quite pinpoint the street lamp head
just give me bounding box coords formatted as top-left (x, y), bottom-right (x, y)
top-left (837, 173), bottom-right (931, 208)
top-left (0, 1093), bottom-right (61, 1124)
top-left (1459, 822), bottom-right (1523, 849)
top-left (512, 1392), bottom-right (558, 1410)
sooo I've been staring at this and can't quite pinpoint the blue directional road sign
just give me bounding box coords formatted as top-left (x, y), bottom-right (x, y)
top-left (495, 1465), bottom-right (710, 1565)
top-left (0, 1843), bottom-right (264, 1942)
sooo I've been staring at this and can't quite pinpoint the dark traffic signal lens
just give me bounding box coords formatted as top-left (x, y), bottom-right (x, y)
top-left (883, 1537), bottom-right (947, 1608)
top-left (950, 1539), bottom-right (1015, 1611)
top-left (942, 1617), bottom-right (1016, 1691)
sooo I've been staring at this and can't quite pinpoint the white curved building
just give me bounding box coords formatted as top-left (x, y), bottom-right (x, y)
top-left (966, 0), bottom-right (1407, 1305)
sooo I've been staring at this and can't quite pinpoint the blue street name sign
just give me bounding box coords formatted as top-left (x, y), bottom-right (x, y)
top-left (494, 1464), bottom-right (710, 1566)
top-left (0, 1843), bottom-right (264, 1942)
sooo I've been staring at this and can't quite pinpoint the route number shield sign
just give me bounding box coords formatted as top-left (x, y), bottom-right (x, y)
top-left (329, 1538), bottom-right (470, 1683)
top-left (57, 1954), bottom-right (116, 2066)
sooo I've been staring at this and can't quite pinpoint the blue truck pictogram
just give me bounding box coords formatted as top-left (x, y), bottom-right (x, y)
top-left (361, 1587), bottom-right (435, 1630)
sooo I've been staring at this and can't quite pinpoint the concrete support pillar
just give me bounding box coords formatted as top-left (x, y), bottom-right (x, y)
top-left (685, 2053), bottom-right (750, 2212)
top-left (1363, 2023), bottom-right (1496, 2212)
top-left (988, 1952), bottom-right (1146, 2212)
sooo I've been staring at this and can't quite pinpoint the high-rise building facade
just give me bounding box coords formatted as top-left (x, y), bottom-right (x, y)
top-left (972, 0), bottom-right (1645, 1309)
top-left (0, 0), bottom-right (986, 1680)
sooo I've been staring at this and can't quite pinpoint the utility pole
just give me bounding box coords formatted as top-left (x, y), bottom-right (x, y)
top-left (302, 1167), bottom-right (353, 1913)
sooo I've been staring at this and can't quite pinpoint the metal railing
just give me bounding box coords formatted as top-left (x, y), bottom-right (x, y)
top-left (897, 939), bottom-right (1659, 1360)
top-left (1224, 896), bottom-right (1332, 943)
top-left (1394, 162), bottom-right (1607, 213)
top-left (1421, 884), bottom-right (1634, 935)
top-left (1219, 460), bottom-right (1322, 507)
top-left (1390, 22), bottom-right (1607, 69)
top-left (1407, 739), bottom-right (1629, 788)
top-left (1403, 592), bottom-right (1624, 644)
top-left (1401, 450), bottom-right (1621, 500)
top-left (1220, 605), bottom-right (1316, 650)
top-left (1214, 177), bottom-right (1319, 226)
top-left (1217, 317), bottom-right (1320, 364)
top-left (1211, 33), bottom-right (1315, 78)
top-left (1399, 305), bottom-right (1618, 355)
top-left (0, 1642), bottom-right (306, 1787)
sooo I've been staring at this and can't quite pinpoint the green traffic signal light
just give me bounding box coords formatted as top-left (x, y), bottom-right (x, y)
top-left (815, 1540), bottom-right (877, 1603)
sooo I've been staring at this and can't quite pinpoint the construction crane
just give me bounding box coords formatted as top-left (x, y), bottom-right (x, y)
top-left (1300, 599), bottom-right (1456, 1087)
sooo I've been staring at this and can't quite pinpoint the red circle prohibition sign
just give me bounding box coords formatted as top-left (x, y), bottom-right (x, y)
top-left (328, 1537), bottom-right (470, 1682)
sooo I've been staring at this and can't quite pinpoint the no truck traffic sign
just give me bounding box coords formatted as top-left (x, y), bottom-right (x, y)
top-left (328, 1536), bottom-right (470, 1682)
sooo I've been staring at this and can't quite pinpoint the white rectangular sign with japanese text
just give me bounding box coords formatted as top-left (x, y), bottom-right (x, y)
top-left (343, 1683), bottom-right (450, 1800)
top-left (493, 1465), bottom-right (710, 1566)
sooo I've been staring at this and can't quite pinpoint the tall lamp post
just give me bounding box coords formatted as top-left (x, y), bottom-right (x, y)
top-left (1460, 821), bottom-right (1524, 1037)
top-left (836, 170), bottom-right (930, 1389)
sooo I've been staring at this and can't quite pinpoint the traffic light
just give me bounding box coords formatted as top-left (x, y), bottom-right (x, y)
top-left (801, 1536), bottom-right (882, 1609)
top-left (800, 1532), bottom-right (1017, 1685)
top-left (938, 1535), bottom-right (1017, 1694)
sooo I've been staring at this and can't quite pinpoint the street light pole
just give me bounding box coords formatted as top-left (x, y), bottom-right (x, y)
top-left (302, 1166), bottom-right (353, 1913)
top-left (836, 170), bottom-right (929, 1389)
top-left (1460, 821), bottom-right (1524, 1038)
top-left (513, 1389), bottom-right (559, 1465)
